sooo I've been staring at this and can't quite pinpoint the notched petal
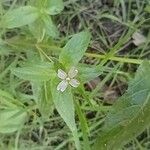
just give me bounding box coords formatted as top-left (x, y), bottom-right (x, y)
top-left (69, 79), bottom-right (80, 88)
top-left (68, 67), bottom-right (78, 78)
top-left (57, 80), bottom-right (68, 92)
top-left (57, 69), bottom-right (67, 79)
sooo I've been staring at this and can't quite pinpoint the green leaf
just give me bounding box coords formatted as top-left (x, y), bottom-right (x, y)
top-left (0, 90), bottom-right (27, 133)
top-left (0, 89), bottom-right (26, 109)
top-left (59, 31), bottom-right (91, 68)
top-left (12, 62), bottom-right (54, 81)
top-left (0, 89), bottom-right (17, 108)
top-left (45, 0), bottom-right (64, 15)
top-left (29, 18), bottom-right (45, 40)
top-left (0, 39), bottom-right (12, 55)
top-left (32, 81), bottom-right (54, 120)
top-left (51, 77), bottom-right (81, 149)
top-left (75, 101), bottom-right (90, 150)
top-left (0, 108), bottom-right (27, 133)
top-left (2, 6), bottom-right (39, 28)
top-left (0, 45), bottom-right (12, 55)
top-left (51, 77), bottom-right (76, 132)
top-left (0, 38), bottom-right (4, 44)
top-left (29, 15), bottom-right (59, 39)
top-left (78, 64), bottom-right (105, 83)
top-left (145, 5), bottom-right (150, 13)
top-left (93, 61), bottom-right (150, 150)
top-left (42, 15), bottom-right (59, 38)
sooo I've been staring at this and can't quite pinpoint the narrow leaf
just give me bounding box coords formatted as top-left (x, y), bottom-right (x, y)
top-left (0, 108), bottom-right (27, 133)
top-left (59, 31), bottom-right (91, 68)
top-left (32, 81), bottom-right (54, 120)
top-left (42, 15), bottom-right (59, 38)
top-left (29, 15), bottom-right (59, 39)
top-left (0, 89), bottom-right (21, 108)
top-left (45, 0), bottom-right (64, 15)
top-left (2, 6), bottom-right (39, 28)
top-left (145, 5), bottom-right (150, 13)
top-left (51, 77), bottom-right (76, 131)
top-left (51, 77), bottom-right (81, 149)
top-left (75, 101), bottom-right (90, 150)
top-left (12, 62), bottom-right (54, 81)
top-left (78, 64), bottom-right (105, 83)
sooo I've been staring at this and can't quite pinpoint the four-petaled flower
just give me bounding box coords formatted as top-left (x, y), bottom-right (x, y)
top-left (57, 67), bottom-right (80, 92)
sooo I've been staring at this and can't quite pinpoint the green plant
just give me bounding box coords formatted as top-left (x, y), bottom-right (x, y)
top-left (0, 0), bottom-right (150, 150)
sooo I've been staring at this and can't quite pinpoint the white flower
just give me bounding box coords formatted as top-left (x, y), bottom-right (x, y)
top-left (57, 67), bottom-right (80, 92)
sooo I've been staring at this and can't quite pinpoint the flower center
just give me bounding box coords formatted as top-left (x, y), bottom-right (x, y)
top-left (66, 77), bottom-right (71, 81)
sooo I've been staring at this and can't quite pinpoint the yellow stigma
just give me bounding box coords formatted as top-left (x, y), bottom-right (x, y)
top-left (66, 77), bottom-right (70, 81)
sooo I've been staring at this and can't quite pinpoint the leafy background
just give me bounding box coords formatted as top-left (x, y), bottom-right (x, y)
top-left (0, 0), bottom-right (150, 150)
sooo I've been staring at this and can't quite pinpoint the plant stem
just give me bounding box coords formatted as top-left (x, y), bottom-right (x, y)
top-left (6, 39), bottom-right (145, 65)
top-left (85, 53), bottom-right (143, 65)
